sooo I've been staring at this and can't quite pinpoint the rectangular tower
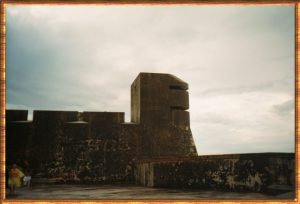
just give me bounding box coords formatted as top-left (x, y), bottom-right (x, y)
top-left (130, 73), bottom-right (197, 158)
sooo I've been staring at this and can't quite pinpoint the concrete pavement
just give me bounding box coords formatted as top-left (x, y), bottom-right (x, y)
top-left (5, 184), bottom-right (295, 200)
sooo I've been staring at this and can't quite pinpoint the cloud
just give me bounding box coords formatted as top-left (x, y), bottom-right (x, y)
top-left (198, 77), bottom-right (294, 96)
top-left (6, 5), bottom-right (295, 154)
top-left (273, 99), bottom-right (295, 117)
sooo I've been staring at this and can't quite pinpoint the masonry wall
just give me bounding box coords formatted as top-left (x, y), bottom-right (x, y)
top-left (135, 153), bottom-right (295, 192)
top-left (6, 110), bottom-right (140, 184)
top-left (5, 73), bottom-right (295, 193)
top-left (6, 119), bottom-right (32, 169)
top-left (58, 122), bottom-right (140, 184)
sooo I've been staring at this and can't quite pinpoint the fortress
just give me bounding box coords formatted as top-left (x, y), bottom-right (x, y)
top-left (6, 73), bottom-right (294, 193)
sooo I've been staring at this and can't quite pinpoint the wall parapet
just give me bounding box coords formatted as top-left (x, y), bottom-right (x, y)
top-left (135, 153), bottom-right (295, 193)
top-left (6, 109), bottom-right (28, 122)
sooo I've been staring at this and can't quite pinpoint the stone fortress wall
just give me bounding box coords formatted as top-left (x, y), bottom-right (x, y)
top-left (6, 73), bottom-right (294, 193)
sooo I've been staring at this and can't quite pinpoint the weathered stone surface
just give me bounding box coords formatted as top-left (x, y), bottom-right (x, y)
top-left (131, 73), bottom-right (197, 158)
top-left (5, 73), bottom-right (294, 194)
top-left (6, 109), bottom-right (28, 122)
top-left (64, 121), bottom-right (90, 141)
top-left (29, 111), bottom-right (78, 172)
top-left (131, 73), bottom-right (190, 124)
top-left (6, 119), bottom-right (33, 168)
top-left (135, 153), bottom-right (295, 193)
top-left (82, 112), bottom-right (124, 139)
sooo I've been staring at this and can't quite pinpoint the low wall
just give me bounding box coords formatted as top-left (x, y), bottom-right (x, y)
top-left (135, 153), bottom-right (295, 193)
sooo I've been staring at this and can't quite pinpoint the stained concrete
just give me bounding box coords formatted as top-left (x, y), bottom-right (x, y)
top-left (136, 153), bottom-right (295, 192)
top-left (5, 73), bottom-right (295, 193)
top-left (5, 185), bottom-right (294, 200)
top-left (6, 73), bottom-right (198, 185)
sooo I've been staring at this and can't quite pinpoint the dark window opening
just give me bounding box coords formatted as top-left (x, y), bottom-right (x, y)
top-left (169, 85), bottom-right (183, 90)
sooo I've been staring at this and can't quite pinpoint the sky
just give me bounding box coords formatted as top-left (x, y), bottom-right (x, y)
top-left (6, 5), bottom-right (295, 155)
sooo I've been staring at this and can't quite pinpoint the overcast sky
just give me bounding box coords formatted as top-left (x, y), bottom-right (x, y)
top-left (6, 5), bottom-right (295, 155)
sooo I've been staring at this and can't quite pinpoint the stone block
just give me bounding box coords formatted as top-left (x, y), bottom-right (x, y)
top-left (64, 121), bottom-right (90, 141)
top-left (6, 109), bottom-right (28, 122)
top-left (82, 112), bottom-right (124, 124)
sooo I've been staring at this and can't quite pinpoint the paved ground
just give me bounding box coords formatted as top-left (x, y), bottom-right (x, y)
top-left (5, 184), bottom-right (295, 200)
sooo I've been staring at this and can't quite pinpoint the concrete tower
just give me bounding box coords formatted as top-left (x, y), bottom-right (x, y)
top-left (131, 73), bottom-right (198, 158)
